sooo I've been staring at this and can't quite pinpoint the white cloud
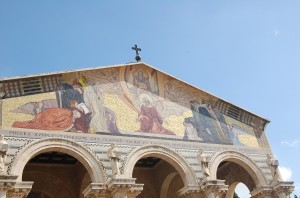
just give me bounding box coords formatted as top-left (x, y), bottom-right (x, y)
top-left (274, 29), bottom-right (279, 36)
top-left (281, 140), bottom-right (299, 148)
top-left (278, 166), bottom-right (293, 181)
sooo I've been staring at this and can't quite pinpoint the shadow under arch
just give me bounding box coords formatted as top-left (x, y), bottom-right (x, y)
top-left (9, 137), bottom-right (107, 184)
top-left (23, 171), bottom-right (74, 198)
top-left (122, 145), bottom-right (198, 186)
top-left (209, 150), bottom-right (267, 187)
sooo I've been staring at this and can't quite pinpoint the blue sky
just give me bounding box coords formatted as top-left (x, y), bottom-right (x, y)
top-left (0, 1), bottom-right (299, 197)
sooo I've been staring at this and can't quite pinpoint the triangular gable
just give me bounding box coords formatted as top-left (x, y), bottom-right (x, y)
top-left (0, 63), bottom-right (270, 148)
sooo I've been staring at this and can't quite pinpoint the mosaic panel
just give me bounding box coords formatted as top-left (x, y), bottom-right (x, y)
top-left (2, 64), bottom-right (266, 148)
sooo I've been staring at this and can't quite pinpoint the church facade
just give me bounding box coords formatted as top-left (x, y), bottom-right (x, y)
top-left (0, 62), bottom-right (294, 198)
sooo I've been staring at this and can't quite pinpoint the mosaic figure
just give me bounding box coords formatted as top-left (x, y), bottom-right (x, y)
top-left (12, 107), bottom-right (91, 133)
top-left (137, 94), bottom-right (175, 135)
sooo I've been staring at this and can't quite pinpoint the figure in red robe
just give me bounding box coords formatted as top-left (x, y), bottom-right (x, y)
top-left (137, 94), bottom-right (175, 135)
top-left (13, 108), bottom-right (73, 131)
top-left (12, 108), bottom-right (91, 133)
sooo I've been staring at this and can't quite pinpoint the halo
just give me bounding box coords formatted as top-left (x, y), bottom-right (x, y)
top-left (134, 69), bottom-right (149, 78)
top-left (139, 93), bottom-right (153, 105)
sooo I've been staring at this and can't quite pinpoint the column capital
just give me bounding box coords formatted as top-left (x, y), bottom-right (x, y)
top-left (251, 186), bottom-right (273, 198)
top-left (7, 181), bottom-right (33, 198)
top-left (0, 175), bottom-right (17, 191)
top-left (108, 178), bottom-right (136, 198)
top-left (177, 185), bottom-right (202, 198)
top-left (127, 184), bottom-right (144, 198)
top-left (273, 181), bottom-right (294, 198)
top-left (201, 180), bottom-right (228, 198)
top-left (82, 183), bottom-right (107, 198)
top-left (251, 182), bottom-right (294, 198)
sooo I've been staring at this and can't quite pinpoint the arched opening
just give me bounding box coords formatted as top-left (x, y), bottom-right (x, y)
top-left (217, 161), bottom-right (254, 198)
top-left (9, 138), bottom-right (106, 184)
top-left (23, 151), bottom-right (91, 198)
top-left (123, 145), bottom-right (197, 188)
top-left (234, 183), bottom-right (251, 198)
top-left (133, 157), bottom-right (184, 198)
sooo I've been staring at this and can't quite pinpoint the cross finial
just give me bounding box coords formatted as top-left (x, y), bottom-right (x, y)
top-left (132, 45), bottom-right (141, 62)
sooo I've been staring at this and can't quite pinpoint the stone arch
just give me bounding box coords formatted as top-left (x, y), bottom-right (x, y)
top-left (160, 172), bottom-right (178, 198)
top-left (10, 138), bottom-right (107, 184)
top-left (209, 150), bottom-right (267, 187)
top-left (226, 182), bottom-right (239, 198)
top-left (123, 145), bottom-right (198, 186)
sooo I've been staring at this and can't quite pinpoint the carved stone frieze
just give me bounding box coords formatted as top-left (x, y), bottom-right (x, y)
top-left (5, 138), bottom-right (34, 175)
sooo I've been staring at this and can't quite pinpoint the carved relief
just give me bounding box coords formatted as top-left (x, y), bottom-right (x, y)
top-left (107, 144), bottom-right (121, 177)
top-left (197, 148), bottom-right (210, 181)
top-left (0, 135), bottom-right (8, 174)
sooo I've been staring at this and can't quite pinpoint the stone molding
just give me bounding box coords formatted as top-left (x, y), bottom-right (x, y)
top-left (3, 130), bottom-right (273, 155)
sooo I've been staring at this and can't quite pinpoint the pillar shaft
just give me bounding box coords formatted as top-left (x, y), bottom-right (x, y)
top-left (0, 191), bottom-right (6, 198)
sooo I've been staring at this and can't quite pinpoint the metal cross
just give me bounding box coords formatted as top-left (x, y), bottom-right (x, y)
top-left (132, 45), bottom-right (141, 62)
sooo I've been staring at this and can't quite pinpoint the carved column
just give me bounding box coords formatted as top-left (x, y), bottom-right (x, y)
top-left (108, 178), bottom-right (136, 198)
top-left (0, 175), bottom-right (17, 198)
top-left (0, 184), bottom-right (12, 198)
top-left (216, 186), bottom-right (227, 198)
top-left (201, 180), bottom-right (228, 198)
top-left (273, 181), bottom-right (294, 198)
top-left (177, 185), bottom-right (203, 198)
top-left (6, 181), bottom-right (33, 198)
top-left (82, 183), bottom-right (107, 198)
